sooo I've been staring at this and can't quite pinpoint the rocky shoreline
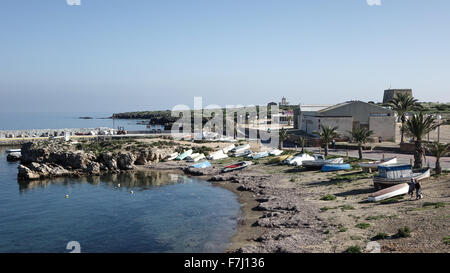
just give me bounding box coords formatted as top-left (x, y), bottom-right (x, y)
top-left (17, 141), bottom-right (176, 181)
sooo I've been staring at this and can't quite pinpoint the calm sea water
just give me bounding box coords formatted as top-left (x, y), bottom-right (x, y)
top-left (0, 112), bottom-right (149, 131)
top-left (0, 147), bottom-right (240, 253)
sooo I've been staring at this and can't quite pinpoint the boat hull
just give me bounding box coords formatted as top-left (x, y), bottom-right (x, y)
top-left (368, 183), bottom-right (409, 202)
top-left (190, 161), bottom-right (211, 169)
top-left (373, 168), bottom-right (430, 189)
top-left (321, 163), bottom-right (352, 172)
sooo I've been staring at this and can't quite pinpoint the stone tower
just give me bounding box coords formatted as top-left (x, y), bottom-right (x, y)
top-left (383, 89), bottom-right (413, 103)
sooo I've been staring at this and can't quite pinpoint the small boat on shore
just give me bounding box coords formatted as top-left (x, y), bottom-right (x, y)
top-left (231, 144), bottom-right (251, 154)
top-left (359, 157), bottom-right (397, 172)
top-left (269, 149), bottom-right (283, 156)
top-left (176, 149), bottom-right (193, 160)
top-left (285, 153), bottom-right (315, 166)
top-left (190, 161), bottom-right (211, 169)
top-left (368, 183), bottom-right (410, 202)
top-left (232, 150), bottom-right (252, 157)
top-left (222, 144), bottom-right (236, 154)
top-left (373, 164), bottom-right (431, 189)
top-left (186, 153), bottom-right (205, 162)
top-left (248, 151), bottom-right (269, 160)
top-left (222, 161), bottom-right (252, 173)
top-left (207, 150), bottom-right (228, 160)
top-left (321, 163), bottom-right (352, 172)
top-left (166, 152), bottom-right (180, 161)
top-left (6, 149), bottom-right (21, 153)
top-left (302, 155), bottom-right (344, 169)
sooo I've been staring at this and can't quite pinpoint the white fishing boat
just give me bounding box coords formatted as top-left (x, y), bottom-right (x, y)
top-left (186, 153), bottom-right (205, 162)
top-left (166, 152), bottom-right (180, 161)
top-left (359, 157), bottom-right (398, 172)
top-left (284, 153), bottom-right (315, 166)
top-left (368, 183), bottom-right (410, 202)
top-left (222, 144), bottom-right (236, 154)
top-left (247, 151), bottom-right (269, 159)
top-left (373, 164), bottom-right (430, 189)
top-left (207, 150), bottom-right (229, 160)
top-left (231, 144), bottom-right (251, 154)
top-left (269, 149), bottom-right (283, 156)
top-left (302, 154), bottom-right (344, 169)
top-left (6, 149), bottom-right (21, 153)
top-left (232, 150), bottom-right (252, 157)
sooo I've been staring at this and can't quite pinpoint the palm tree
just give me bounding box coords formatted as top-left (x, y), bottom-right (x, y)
top-left (315, 125), bottom-right (339, 156)
top-left (405, 112), bottom-right (438, 168)
top-left (298, 136), bottom-right (307, 153)
top-left (427, 142), bottom-right (450, 174)
top-left (386, 93), bottom-right (422, 143)
top-left (349, 127), bottom-right (374, 160)
top-left (279, 128), bottom-right (288, 149)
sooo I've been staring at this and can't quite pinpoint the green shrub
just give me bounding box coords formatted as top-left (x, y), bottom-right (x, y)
top-left (344, 245), bottom-right (361, 253)
top-left (355, 222), bottom-right (370, 229)
top-left (372, 232), bottom-right (389, 240)
top-left (394, 227), bottom-right (411, 238)
top-left (444, 236), bottom-right (450, 245)
top-left (320, 194), bottom-right (337, 201)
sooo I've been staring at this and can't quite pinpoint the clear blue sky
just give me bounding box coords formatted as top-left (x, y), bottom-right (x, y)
top-left (1, 0), bottom-right (449, 113)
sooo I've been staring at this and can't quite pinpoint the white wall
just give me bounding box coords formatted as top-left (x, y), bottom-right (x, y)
top-left (369, 116), bottom-right (396, 142)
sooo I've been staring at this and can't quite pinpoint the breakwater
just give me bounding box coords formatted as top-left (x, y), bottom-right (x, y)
top-left (0, 127), bottom-right (113, 146)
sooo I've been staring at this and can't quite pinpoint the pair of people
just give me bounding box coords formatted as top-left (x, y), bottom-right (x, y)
top-left (408, 178), bottom-right (423, 200)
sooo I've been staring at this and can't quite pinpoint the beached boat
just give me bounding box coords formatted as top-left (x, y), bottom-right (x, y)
top-left (186, 153), bottom-right (205, 162)
top-left (176, 149), bottom-right (193, 160)
top-left (302, 155), bottom-right (344, 169)
top-left (321, 163), bottom-right (352, 172)
top-left (207, 150), bottom-right (228, 160)
top-left (231, 144), bottom-right (251, 154)
top-left (367, 183), bottom-right (410, 202)
top-left (359, 157), bottom-right (398, 171)
top-left (5, 149), bottom-right (21, 153)
top-left (222, 144), bottom-right (236, 154)
top-left (373, 164), bottom-right (431, 189)
top-left (222, 161), bottom-right (253, 173)
top-left (166, 152), bottom-right (180, 161)
top-left (285, 153), bottom-right (315, 166)
top-left (232, 150), bottom-right (252, 157)
top-left (190, 161), bottom-right (211, 169)
top-left (269, 149), bottom-right (283, 156)
top-left (248, 151), bottom-right (269, 160)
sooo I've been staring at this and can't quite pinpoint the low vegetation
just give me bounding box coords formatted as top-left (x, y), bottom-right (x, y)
top-left (344, 245), bottom-right (361, 253)
top-left (394, 227), bottom-right (411, 238)
top-left (355, 222), bottom-right (371, 229)
top-left (372, 232), bottom-right (389, 240)
top-left (320, 194), bottom-right (337, 201)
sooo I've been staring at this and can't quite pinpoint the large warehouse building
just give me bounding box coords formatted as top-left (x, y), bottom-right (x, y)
top-left (294, 101), bottom-right (397, 141)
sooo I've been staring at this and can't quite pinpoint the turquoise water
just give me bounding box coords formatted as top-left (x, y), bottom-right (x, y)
top-left (0, 147), bottom-right (240, 253)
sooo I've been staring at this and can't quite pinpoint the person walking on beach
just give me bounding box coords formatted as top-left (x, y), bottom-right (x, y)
top-left (415, 180), bottom-right (423, 200)
top-left (408, 178), bottom-right (415, 199)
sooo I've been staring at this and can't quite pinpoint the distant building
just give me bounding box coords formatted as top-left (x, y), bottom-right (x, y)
top-left (273, 110), bottom-right (294, 125)
top-left (383, 89), bottom-right (413, 104)
top-left (294, 101), bottom-right (396, 141)
top-left (279, 97), bottom-right (289, 106)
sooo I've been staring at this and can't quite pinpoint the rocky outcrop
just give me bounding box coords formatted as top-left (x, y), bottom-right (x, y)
top-left (7, 152), bottom-right (22, 162)
top-left (17, 141), bottom-right (176, 181)
top-left (117, 152), bottom-right (136, 170)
